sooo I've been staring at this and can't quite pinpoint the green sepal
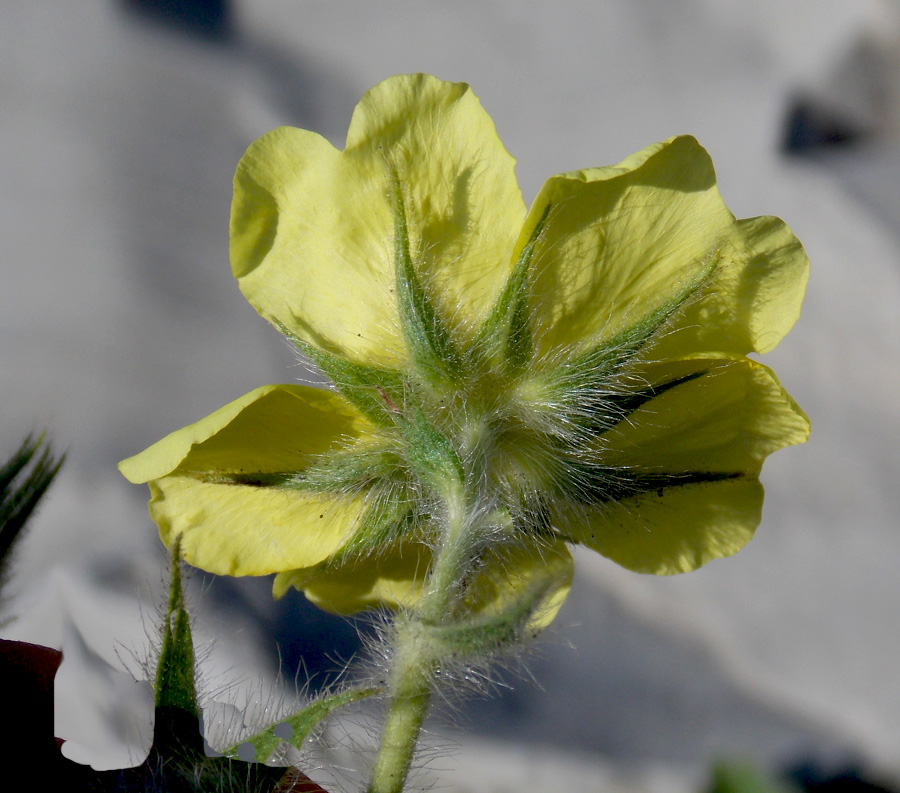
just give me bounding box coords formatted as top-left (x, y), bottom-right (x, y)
top-left (556, 251), bottom-right (718, 391)
top-left (389, 166), bottom-right (463, 383)
top-left (275, 319), bottom-right (406, 429)
top-left (569, 369), bottom-right (707, 439)
top-left (475, 204), bottom-right (551, 374)
top-left (399, 407), bottom-right (463, 496)
top-left (330, 485), bottom-right (416, 561)
top-left (534, 254), bottom-right (717, 435)
top-left (283, 484), bottom-right (417, 591)
top-left (153, 535), bottom-right (203, 760)
top-left (194, 445), bottom-right (406, 495)
top-left (598, 370), bottom-right (706, 427)
top-left (220, 686), bottom-right (381, 764)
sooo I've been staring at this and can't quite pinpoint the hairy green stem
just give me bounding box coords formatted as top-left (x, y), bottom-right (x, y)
top-left (367, 487), bottom-right (475, 793)
top-left (366, 625), bottom-right (435, 793)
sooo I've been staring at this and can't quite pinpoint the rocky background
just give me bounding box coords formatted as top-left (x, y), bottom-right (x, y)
top-left (3, 1), bottom-right (900, 791)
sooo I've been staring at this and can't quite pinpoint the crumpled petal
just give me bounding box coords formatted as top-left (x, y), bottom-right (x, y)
top-left (231, 73), bottom-right (526, 368)
top-left (649, 214), bottom-right (809, 360)
top-left (519, 136), bottom-right (808, 363)
top-left (560, 359), bottom-right (809, 573)
top-left (276, 540), bottom-right (573, 633)
top-left (273, 541), bottom-right (431, 612)
top-left (118, 384), bottom-right (379, 576)
top-left (600, 359), bottom-right (809, 470)
top-left (464, 540), bottom-right (574, 633)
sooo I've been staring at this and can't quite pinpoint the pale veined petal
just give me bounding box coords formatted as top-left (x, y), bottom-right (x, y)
top-left (274, 541), bottom-right (432, 613)
top-left (518, 136), bottom-right (802, 364)
top-left (118, 384), bottom-right (381, 576)
top-left (276, 539), bottom-right (573, 635)
top-left (564, 475), bottom-right (763, 575)
top-left (348, 74), bottom-right (526, 339)
top-left (558, 359), bottom-right (808, 574)
top-left (598, 358), bottom-right (810, 471)
top-left (649, 214), bottom-right (809, 360)
top-left (230, 74), bottom-right (526, 368)
top-left (231, 127), bottom-right (400, 367)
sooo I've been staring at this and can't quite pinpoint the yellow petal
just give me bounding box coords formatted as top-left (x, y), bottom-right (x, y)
top-left (463, 541), bottom-right (574, 633)
top-left (119, 384), bottom-right (371, 482)
top-left (561, 359), bottom-right (809, 574)
top-left (600, 358), bottom-right (810, 472)
top-left (567, 476), bottom-right (763, 575)
top-left (274, 541), bottom-right (432, 612)
top-left (650, 215), bottom-right (809, 360)
top-left (520, 136), bottom-right (807, 362)
top-left (230, 74), bottom-right (525, 368)
top-left (118, 384), bottom-right (379, 576)
top-left (278, 539), bottom-right (573, 632)
top-left (147, 477), bottom-right (367, 577)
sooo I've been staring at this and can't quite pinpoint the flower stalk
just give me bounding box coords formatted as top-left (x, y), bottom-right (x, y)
top-left (368, 622), bottom-right (434, 793)
top-left (368, 478), bottom-right (485, 792)
top-left (119, 73), bottom-right (810, 792)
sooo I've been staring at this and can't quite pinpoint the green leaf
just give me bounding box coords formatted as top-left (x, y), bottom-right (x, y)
top-left (221, 686), bottom-right (381, 764)
top-left (154, 535), bottom-right (203, 760)
top-left (0, 433), bottom-right (64, 593)
top-left (708, 761), bottom-right (802, 793)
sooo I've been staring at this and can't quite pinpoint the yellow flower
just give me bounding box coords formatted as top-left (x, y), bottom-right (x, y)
top-left (120, 74), bottom-right (809, 627)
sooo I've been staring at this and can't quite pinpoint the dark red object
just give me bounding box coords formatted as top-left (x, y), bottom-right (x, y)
top-left (0, 638), bottom-right (334, 792)
top-left (275, 768), bottom-right (333, 793)
top-left (0, 639), bottom-right (64, 761)
top-left (0, 638), bottom-right (96, 790)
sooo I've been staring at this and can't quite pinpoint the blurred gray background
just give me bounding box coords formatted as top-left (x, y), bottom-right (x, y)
top-left (3, 1), bottom-right (900, 791)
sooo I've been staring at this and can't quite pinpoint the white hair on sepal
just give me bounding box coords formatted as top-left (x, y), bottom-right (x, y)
top-left (368, 232), bottom-right (408, 362)
top-left (407, 192), bottom-right (526, 353)
top-left (518, 192), bottom-right (592, 326)
top-left (515, 299), bottom-right (710, 461)
top-left (637, 255), bottom-right (723, 365)
top-left (280, 334), bottom-right (333, 390)
top-left (526, 235), bottom-right (721, 381)
top-left (351, 541), bottom-right (555, 697)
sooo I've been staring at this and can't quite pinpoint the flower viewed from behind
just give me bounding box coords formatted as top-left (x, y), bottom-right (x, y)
top-left (119, 74), bottom-right (809, 630)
